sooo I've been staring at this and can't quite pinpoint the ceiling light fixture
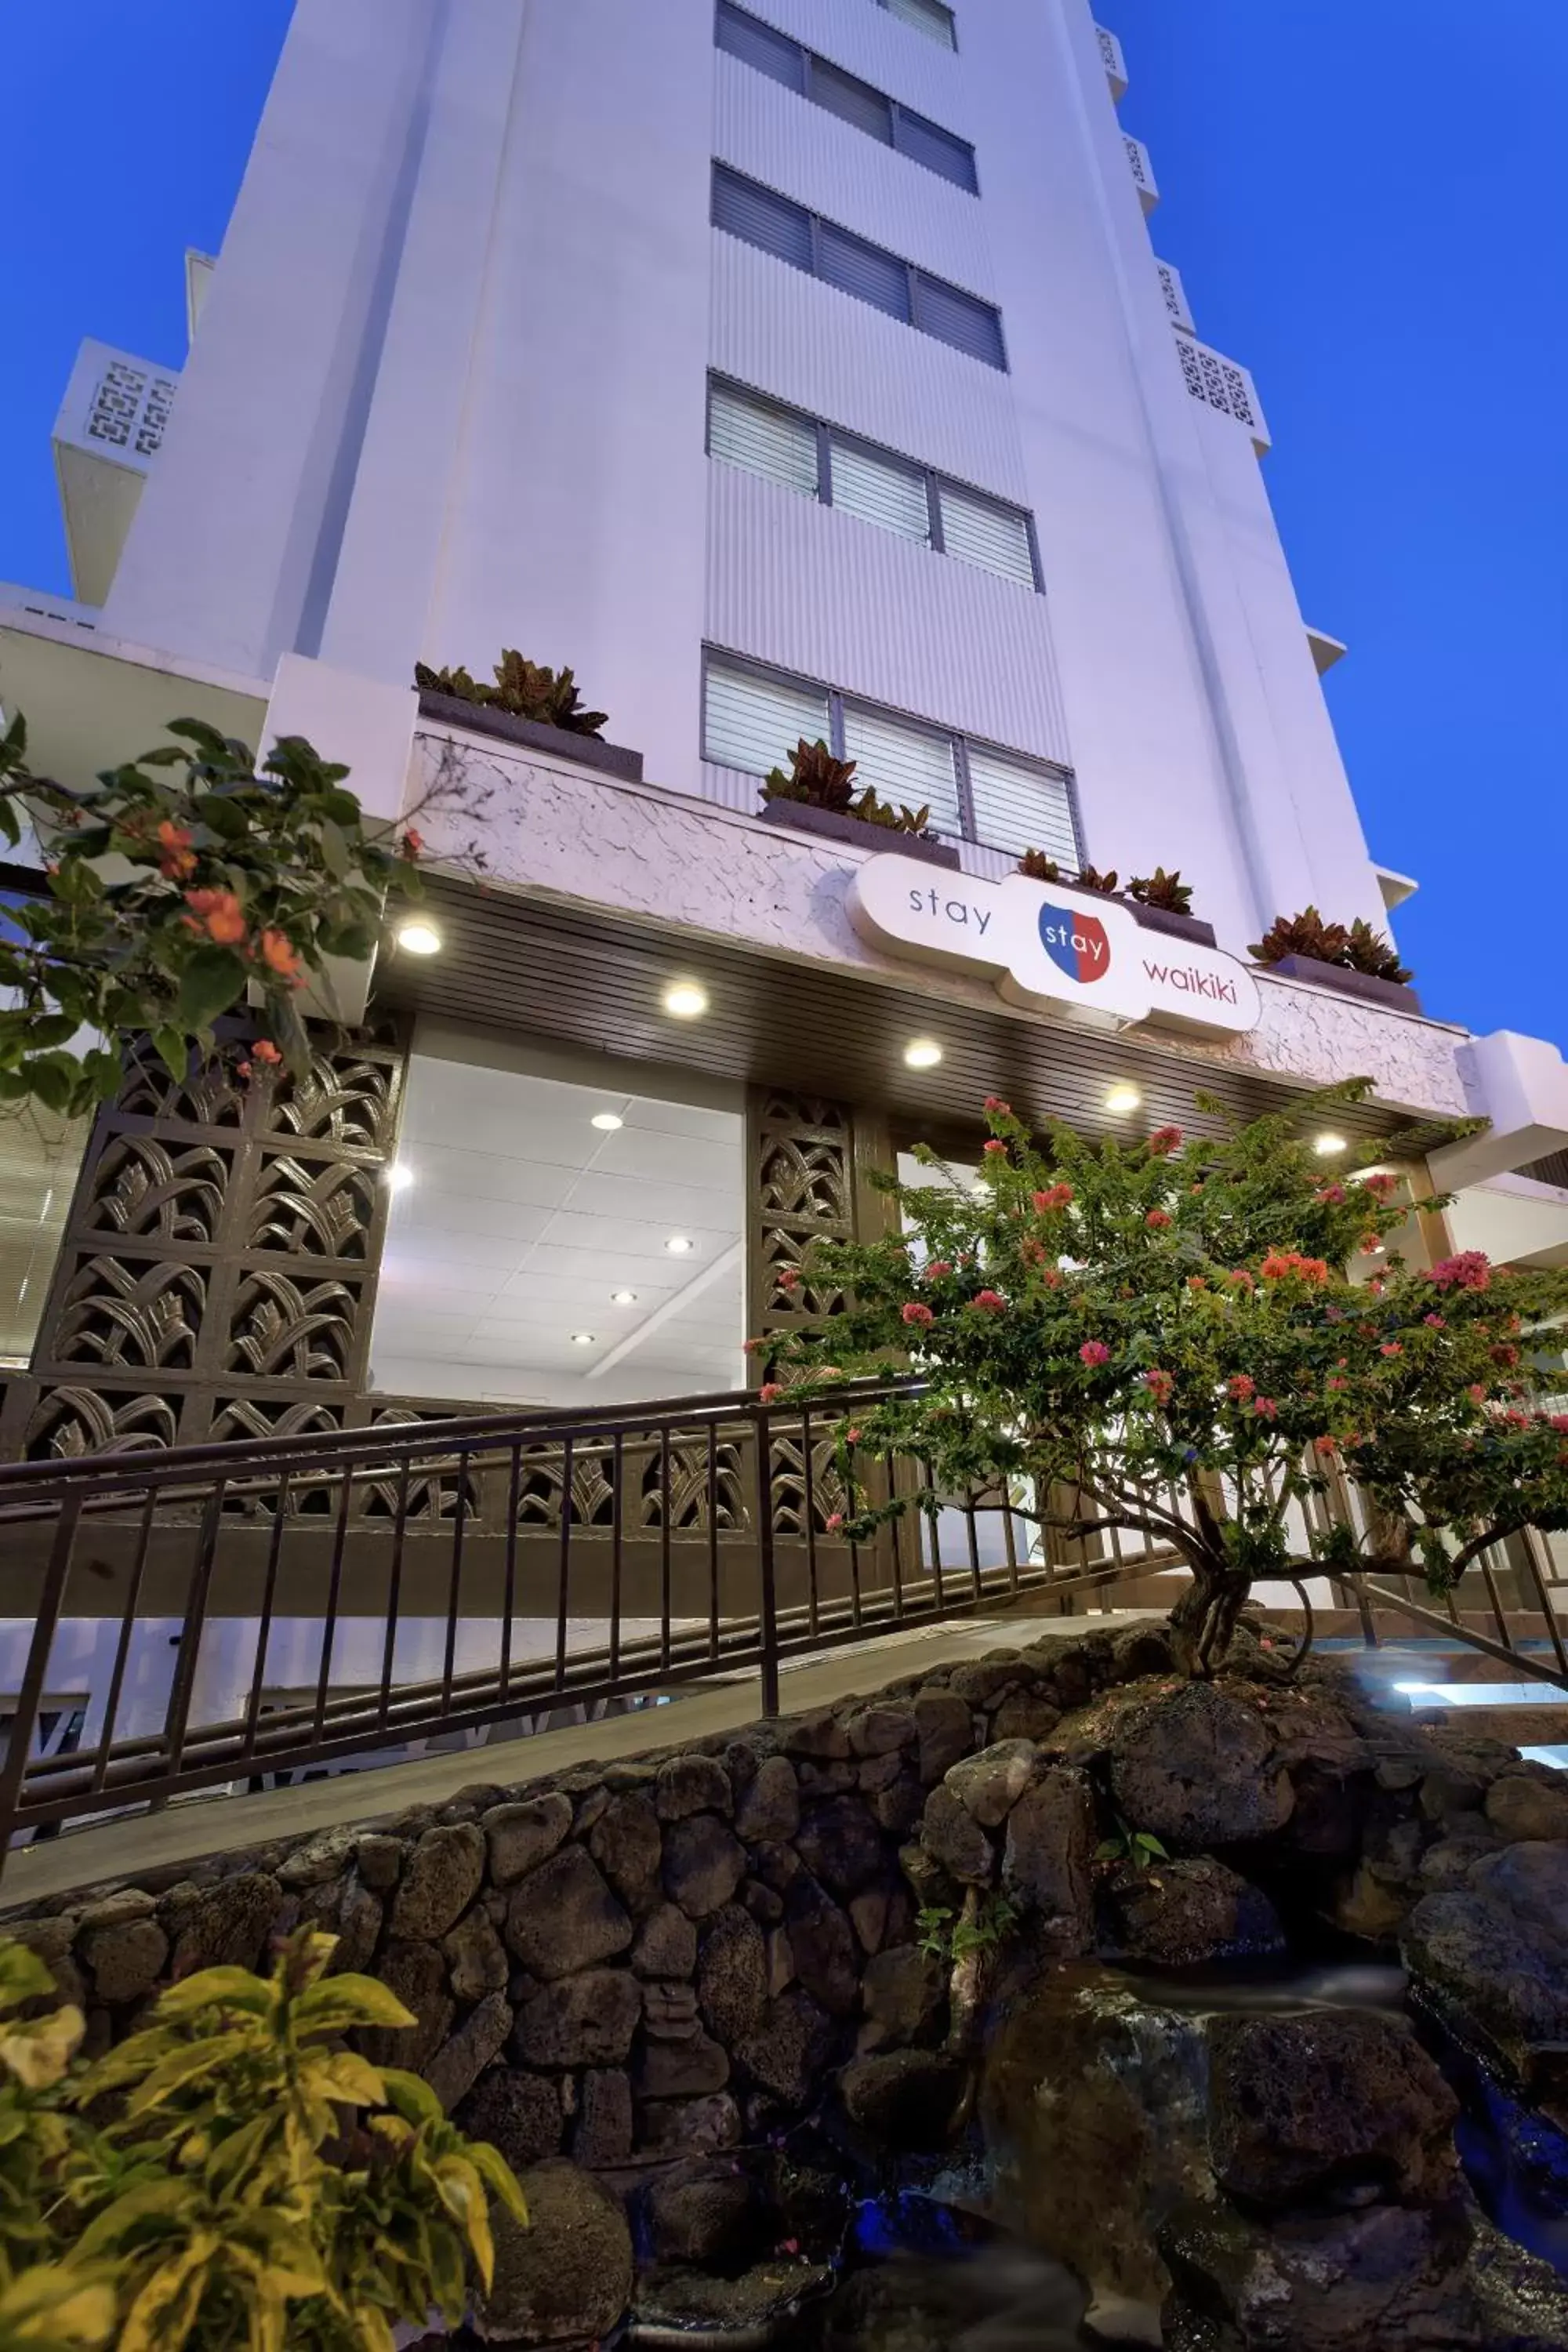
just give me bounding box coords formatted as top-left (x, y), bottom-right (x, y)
top-left (1105, 1083), bottom-right (1142, 1116)
top-left (1314, 1132), bottom-right (1348, 1157)
top-left (903, 1038), bottom-right (943, 1070)
top-left (610, 1289), bottom-right (638, 1305)
top-left (384, 1162), bottom-right (414, 1191)
top-left (664, 1236), bottom-right (694, 1255)
top-left (571, 1331), bottom-right (596, 1345)
top-left (662, 980), bottom-right (709, 1019)
top-left (590, 1112), bottom-right (624, 1131)
top-left (394, 919), bottom-right (442, 956)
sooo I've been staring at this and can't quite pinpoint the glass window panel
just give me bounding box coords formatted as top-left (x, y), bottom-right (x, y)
top-left (711, 165), bottom-right (813, 272)
top-left (884, 0), bottom-right (958, 49)
top-left (709, 383), bottom-right (819, 498)
top-left (938, 485), bottom-right (1036, 586)
top-left (704, 659), bottom-right (831, 777)
top-left (809, 58), bottom-right (894, 143)
top-left (829, 440), bottom-right (931, 543)
top-left (841, 707), bottom-right (961, 833)
top-left (913, 273), bottom-right (1006, 367)
top-left (818, 224), bottom-right (910, 320)
top-left (893, 107), bottom-right (978, 191)
top-left (715, 2), bottom-right (807, 92)
top-left (965, 747), bottom-right (1078, 863)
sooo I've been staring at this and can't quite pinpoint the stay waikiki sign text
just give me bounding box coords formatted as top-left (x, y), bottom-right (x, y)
top-left (848, 855), bottom-right (1261, 1040)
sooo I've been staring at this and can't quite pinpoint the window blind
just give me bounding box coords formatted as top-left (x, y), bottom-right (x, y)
top-left (709, 383), bottom-right (818, 497)
top-left (842, 707), bottom-right (962, 832)
top-left (704, 659), bottom-right (831, 776)
top-left (895, 109), bottom-right (978, 191)
top-left (809, 58), bottom-right (894, 143)
top-left (714, 0), bottom-right (805, 90)
top-left (964, 748), bottom-right (1078, 865)
top-left (818, 224), bottom-right (911, 321)
top-left (938, 486), bottom-right (1036, 586)
top-left (884, 0), bottom-right (957, 49)
top-left (913, 274), bottom-right (1006, 368)
top-left (711, 165), bottom-right (812, 271)
top-left (829, 441), bottom-right (931, 543)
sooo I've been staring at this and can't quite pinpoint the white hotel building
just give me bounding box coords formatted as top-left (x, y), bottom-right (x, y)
top-left (2, 0), bottom-right (1568, 1470)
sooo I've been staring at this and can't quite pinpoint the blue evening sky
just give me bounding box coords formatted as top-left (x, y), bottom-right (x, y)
top-left (2, 2), bottom-right (1563, 1043)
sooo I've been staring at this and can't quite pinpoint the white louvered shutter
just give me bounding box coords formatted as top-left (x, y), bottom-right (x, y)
top-left (938, 486), bottom-right (1036, 586)
top-left (965, 748), bottom-right (1078, 864)
top-left (841, 707), bottom-right (961, 833)
top-left (710, 384), bottom-right (818, 498)
top-left (704, 661), bottom-right (831, 777)
top-left (829, 441), bottom-right (930, 543)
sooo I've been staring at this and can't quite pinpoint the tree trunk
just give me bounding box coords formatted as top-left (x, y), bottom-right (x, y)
top-left (1167, 1558), bottom-right (1250, 1675)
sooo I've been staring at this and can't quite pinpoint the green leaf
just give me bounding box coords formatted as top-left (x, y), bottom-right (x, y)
top-left (19, 1054), bottom-right (74, 1114)
top-left (151, 1026), bottom-right (189, 1084)
top-left (176, 946), bottom-right (247, 1033)
top-left (195, 796), bottom-right (252, 842)
top-left (318, 819), bottom-right (350, 880)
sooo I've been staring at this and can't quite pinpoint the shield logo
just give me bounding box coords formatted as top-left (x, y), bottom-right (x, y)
top-left (1039, 902), bottom-right (1111, 985)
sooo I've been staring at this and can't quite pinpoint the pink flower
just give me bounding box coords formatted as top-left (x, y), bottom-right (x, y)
top-left (1316, 1183), bottom-right (1346, 1205)
top-left (1080, 1340), bottom-right (1111, 1367)
top-left (1363, 1171), bottom-right (1401, 1200)
top-left (1327, 1375), bottom-right (1348, 1392)
top-left (1379, 1342), bottom-right (1403, 1359)
top-left (1033, 1184), bottom-right (1073, 1211)
top-left (1492, 1344), bottom-right (1520, 1368)
top-left (778, 1267), bottom-right (800, 1290)
top-left (1228, 1269), bottom-right (1255, 1291)
top-left (1187, 1276), bottom-right (1208, 1293)
top-left (902, 1301), bottom-right (935, 1327)
top-left (759, 1382), bottom-right (784, 1403)
top-left (825, 1512), bottom-right (845, 1532)
top-left (1227, 1373), bottom-right (1255, 1401)
top-left (1253, 1396), bottom-right (1279, 1420)
top-left (924, 1261), bottom-right (952, 1280)
top-left (1314, 1436), bottom-right (1337, 1457)
top-left (1550, 1416), bottom-right (1568, 1436)
top-left (1423, 1312), bottom-right (1444, 1328)
top-left (1145, 1209), bottom-right (1172, 1230)
top-left (1429, 1250), bottom-right (1492, 1293)
top-left (252, 1039), bottom-right (282, 1065)
top-left (973, 1289), bottom-right (1007, 1312)
top-left (1468, 1383), bottom-right (1487, 1403)
top-left (1148, 1126), bottom-right (1182, 1155)
top-left (983, 1139), bottom-right (1008, 1156)
top-left (983, 1096), bottom-right (1011, 1116)
top-left (1143, 1368), bottom-right (1174, 1405)
top-left (845, 1427), bottom-right (861, 1444)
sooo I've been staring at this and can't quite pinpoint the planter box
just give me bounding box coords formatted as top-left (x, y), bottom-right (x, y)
top-left (759, 798), bottom-right (961, 869)
top-left (416, 690), bottom-right (644, 783)
top-left (1264, 952), bottom-right (1423, 1015)
top-left (1129, 902), bottom-right (1218, 949)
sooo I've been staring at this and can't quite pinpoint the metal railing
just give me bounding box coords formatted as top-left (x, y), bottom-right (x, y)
top-left (1, 1382), bottom-right (1566, 1874)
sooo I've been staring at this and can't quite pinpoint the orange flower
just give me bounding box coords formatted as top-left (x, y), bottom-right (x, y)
top-left (157, 818), bottom-right (196, 880)
top-left (184, 886), bottom-right (245, 946)
top-left (259, 928), bottom-right (303, 982)
top-left (401, 828), bottom-right (424, 859)
top-left (252, 1038), bottom-right (283, 1065)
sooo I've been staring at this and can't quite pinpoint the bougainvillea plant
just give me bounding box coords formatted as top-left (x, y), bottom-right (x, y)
top-left (0, 712), bottom-right (420, 1119)
top-left (766, 1083), bottom-right (1568, 1671)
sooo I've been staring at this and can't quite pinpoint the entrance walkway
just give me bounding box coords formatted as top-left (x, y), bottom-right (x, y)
top-left (0, 1610), bottom-right (1163, 1912)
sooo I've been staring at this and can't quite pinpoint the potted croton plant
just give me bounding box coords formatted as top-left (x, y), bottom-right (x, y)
top-left (758, 739), bottom-right (960, 869)
top-left (1250, 907), bottom-right (1420, 1013)
top-left (414, 649), bottom-right (644, 782)
top-left (1017, 853), bottom-right (1217, 948)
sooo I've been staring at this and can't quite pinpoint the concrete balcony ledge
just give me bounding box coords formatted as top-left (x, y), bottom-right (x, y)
top-left (1095, 24), bottom-right (1127, 101)
top-left (1174, 331), bottom-right (1270, 454)
top-left (408, 718), bottom-right (1472, 1123)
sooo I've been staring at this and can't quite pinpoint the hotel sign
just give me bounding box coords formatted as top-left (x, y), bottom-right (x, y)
top-left (848, 855), bottom-right (1261, 1040)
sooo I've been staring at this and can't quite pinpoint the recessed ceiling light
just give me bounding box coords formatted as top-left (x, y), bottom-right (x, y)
top-left (903, 1038), bottom-right (943, 1069)
top-left (571, 1331), bottom-right (596, 1345)
top-left (590, 1112), bottom-right (624, 1131)
top-left (665, 1236), bottom-right (694, 1255)
top-left (1314, 1132), bottom-right (1348, 1157)
top-left (662, 980), bottom-right (709, 1019)
top-left (610, 1288), bottom-right (638, 1305)
top-left (394, 919), bottom-right (442, 956)
top-left (1105, 1083), bottom-right (1142, 1116)
top-left (384, 1162), bottom-right (414, 1191)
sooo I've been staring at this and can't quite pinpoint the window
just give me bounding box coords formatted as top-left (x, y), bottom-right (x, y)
top-left (881, 0), bottom-right (957, 49)
top-left (716, 5), bottom-right (976, 192)
top-left (712, 167), bottom-right (1005, 367)
top-left (708, 380), bottom-right (818, 497)
top-left (703, 654), bottom-right (1080, 867)
top-left (707, 379), bottom-right (1041, 590)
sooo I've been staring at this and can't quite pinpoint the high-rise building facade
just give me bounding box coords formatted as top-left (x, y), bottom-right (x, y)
top-left (3, 0), bottom-right (1568, 1472)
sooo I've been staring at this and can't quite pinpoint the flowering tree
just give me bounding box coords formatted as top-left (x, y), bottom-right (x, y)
top-left (0, 712), bottom-right (420, 1118)
top-left (766, 1087), bottom-right (1568, 1672)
